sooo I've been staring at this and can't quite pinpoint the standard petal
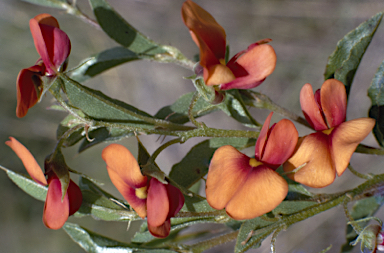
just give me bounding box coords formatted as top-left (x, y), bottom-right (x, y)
top-left (181, 0), bottom-right (226, 64)
top-left (106, 168), bottom-right (147, 218)
top-left (300, 83), bottom-right (328, 131)
top-left (330, 118), bottom-right (375, 176)
top-left (320, 79), bottom-right (347, 128)
top-left (220, 43), bottom-right (276, 90)
top-left (261, 119), bottom-right (298, 168)
top-left (16, 66), bottom-right (43, 118)
top-left (5, 137), bottom-right (47, 185)
top-left (206, 145), bottom-right (251, 210)
top-left (147, 178), bottom-right (169, 227)
top-left (255, 112), bottom-right (273, 160)
top-left (283, 134), bottom-right (335, 188)
top-left (67, 180), bottom-right (83, 216)
top-left (147, 219), bottom-right (171, 239)
top-left (225, 165), bottom-right (288, 220)
top-left (102, 144), bottom-right (147, 188)
top-left (43, 176), bottom-right (69, 229)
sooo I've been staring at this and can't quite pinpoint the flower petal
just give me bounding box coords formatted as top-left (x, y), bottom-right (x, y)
top-left (106, 167), bottom-right (147, 218)
top-left (67, 180), bottom-right (83, 216)
top-left (206, 145), bottom-right (251, 210)
top-left (300, 83), bottom-right (328, 131)
top-left (283, 133), bottom-right (335, 188)
top-left (165, 183), bottom-right (184, 219)
top-left (33, 13), bottom-right (60, 28)
top-left (320, 79), bottom-right (347, 128)
top-left (147, 178), bottom-right (169, 227)
top-left (102, 144), bottom-right (147, 188)
top-left (255, 112), bottom-right (273, 160)
top-left (261, 119), bottom-right (298, 168)
top-left (5, 137), bottom-right (47, 185)
top-left (16, 65), bottom-right (44, 118)
top-left (43, 176), bottom-right (69, 229)
top-left (205, 63), bottom-right (235, 86)
top-left (225, 165), bottom-right (288, 220)
top-left (220, 43), bottom-right (276, 90)
top-left (30, 14), bottom-right (71, 75)
top-left (181, 0), bottom-right (226, 67)
top-left (147, 219), bottom-right (171, 239)
top-left (330, 118), bottom-right (375, 176)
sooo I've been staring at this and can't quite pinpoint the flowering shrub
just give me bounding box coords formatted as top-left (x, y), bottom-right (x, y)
top-left (3, 0), bottom-right (384, 252)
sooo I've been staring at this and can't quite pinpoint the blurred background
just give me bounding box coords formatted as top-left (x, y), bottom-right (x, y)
top-left (1, 0), bottom-right (384, 252)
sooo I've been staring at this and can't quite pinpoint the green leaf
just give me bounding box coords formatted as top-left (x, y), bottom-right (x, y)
top-left (57, 114), bottom-right (85, 147)
top-left (324, 12), bottom-right (383, 97)
top-left (2, 166), bottom-right (47, 202)
top-left (340, 196), bottom-right (384, 253)
top-left (59, 75), bottom-right (155, 126)
top-left (88, 0), bottom-right (167, 56)
top-left (76, 177), bottom-right (139, 221)
top-left (22, 0), bottom-right (67, 9)
top-left (63, 223), bottom-right (176, 253)
top-left (209, 137), bottom-right (255, 149)
top-left (69, 47), bottom-right (139, 83)
top-left (368, 60), bottom-right (384, 147)
top-left (154, 92), bottom-right (219, 124)
top-left (272, 200), bottom-right (316, 216)
top-left (181, 195), bottom-right (217, 213)
top-left (169, 140), bottom-right (216, 189)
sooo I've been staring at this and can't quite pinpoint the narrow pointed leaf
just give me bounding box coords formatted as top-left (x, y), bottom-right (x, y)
top-left (3, 166), bottom-right (47, 201)
top-left (63, 223), bottom-right (176, 253)
top-left (368, 60), bottom-right (384, 147)
top-left (22, 0), bottom-right (68, 9)
top-left (324, 12), bottom-right (383, 97)
top-left (69, 47), bottom-right (139, 83)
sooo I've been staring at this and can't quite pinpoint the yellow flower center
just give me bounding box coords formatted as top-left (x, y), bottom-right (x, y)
top-left (322, 127), bottom-right (334, 135)
top-left (219, 58), bottom-right (226, 65)
top-left (249, 158), bottom-right (263, 168)
top-left (135, 186), bottom-right (148, 199)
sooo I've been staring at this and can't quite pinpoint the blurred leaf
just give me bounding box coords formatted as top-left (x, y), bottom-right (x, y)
top-left (3, 166), bottom-right (47, 201)
top-left (272, 200), bottom-right (316, 216)
top-left (286, 183), bottom-right (314, 200)
top-left (59, 76), bottom-right (155, 126)
top-left (324, 12), bottom-right (383, 97)
top-left (169, 140), bottom-right (216, 189)
top-left (89, 0), bottom-right (167, 56)
top-left (340, 196), bottom-right (384, 253)
top-left (78, 127), bottom-right (134, 152)
top-left (368, 60), bottom-right (384, 147)
top-left (69, 47), bottom-right (139, 83)
top-left (154, 92), bottom-right (218, 124)
top-left (76, 177), bottom-right (137, 221)
top-left (57, 114), bottom-right (85, 147)
top-left (22, 0), bottom-right (67, 9)
top-left (235, 218), bottom-right (275, 253)
top-left (181, 195), bottom-right (217, 213)
top-left (63, 223), bottom-right (176, 253)
top-left (209, 137), bottom-right (255, 149)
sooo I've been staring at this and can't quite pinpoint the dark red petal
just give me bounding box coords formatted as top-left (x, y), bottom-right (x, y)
top-left (147, 178), bottom-right (169, 227)
top-left (261, 119), bottom-right (298, 168)
top-left (300, 83), bottom-right (328, 131)
top-left (5, 137), bottom-right (47, 185)
top-left (165, 183), bottom-right (184, 219)
top-left (320, 79), bottom-right (347, 128)
top-left (255, 112), bottom-right (273, 160)
top-left (67, 180), bottom-right (82, 216)
top-left (43, 176), bottom-right (69, 229)
top-left (225, 165), bottom-right (288, 220)
top-left (206, 146), bottom-right (251, 210)
top-left (147, 219), bottom-right (171, 239)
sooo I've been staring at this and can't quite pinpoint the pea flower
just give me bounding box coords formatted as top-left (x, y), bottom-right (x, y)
top-left (181, 0), bottom-right (276, 90)
top-left (6, 137), bottom-right (82, 229)
top-left (205, 112), bottom-right (298, 220)
top-left (101, 144), bottom-right (185, 238)
top-left (283, 79), bottom-right (375, 188)
top-left (16, 13), bottom-right (71, 118)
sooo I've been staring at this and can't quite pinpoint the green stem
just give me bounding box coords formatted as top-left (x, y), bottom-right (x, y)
top-left (348, 164), bottom-right (373, 180)
top-left (150, 138), bottom-right (182, 162)
top-left (188, 92), bottom-right (203, 127)
top-left (355, 144), bottom-right (384, 155)
top-left (188, 231), bottom-right (239, 253)
top-left (233, 90), bottom-right (261, 127)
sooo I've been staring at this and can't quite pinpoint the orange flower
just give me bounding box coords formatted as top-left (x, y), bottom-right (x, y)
top-left (283, 79), bottom-right (375, 188)
top-left (6, 137), bottom-right (82, 229)
top-left (102, 144), bottom-right (185, 238)
top-left (206, 112), bottom-right (298, 220)
top-left (16, 14), bottom-right (71, 118)
top-left (181, 0), bottom-right (276, 90)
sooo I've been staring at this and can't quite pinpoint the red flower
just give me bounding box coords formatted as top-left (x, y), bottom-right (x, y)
top-left (181, 0), bottom-right (276, 90)
top-left (16, 14), bottom-right (71, 118)
top-left (6, 137), bottom-right (82, 229)
top-left (283, 79), bottom-right (375, 188)
top-left (101, 144), bottom-right (185, 238)
top-left (205, 112), bottom-right (298, 220)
